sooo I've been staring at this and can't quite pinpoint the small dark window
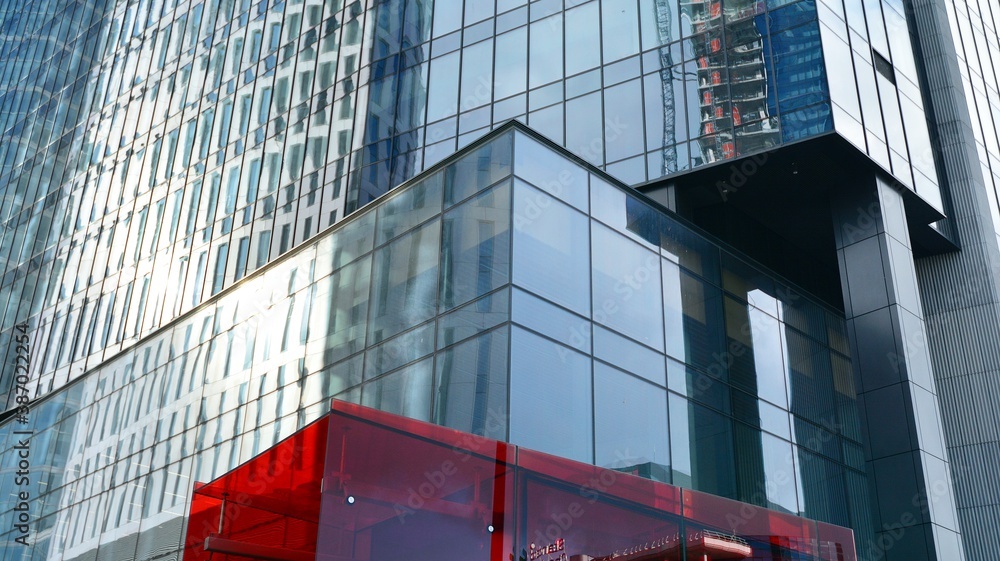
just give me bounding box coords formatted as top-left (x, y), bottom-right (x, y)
top-left (872, 50), bottom-right (895, 84)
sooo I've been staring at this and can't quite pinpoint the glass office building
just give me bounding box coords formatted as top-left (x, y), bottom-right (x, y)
top-left (0, 125), bottom-right (872, 560)
top-left (1, 0), bottom-right (1000, 559)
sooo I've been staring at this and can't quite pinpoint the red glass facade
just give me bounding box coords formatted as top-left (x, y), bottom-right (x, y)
top-left (184, 401), bottom-right (857, 561)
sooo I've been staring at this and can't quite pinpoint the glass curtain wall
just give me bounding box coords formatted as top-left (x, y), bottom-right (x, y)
top-left (0, 124), bottom-right (876, 559)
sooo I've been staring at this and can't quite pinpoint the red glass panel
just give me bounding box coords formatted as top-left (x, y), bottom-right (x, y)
top-left (183, 416), bottom-right (328, 561)
top-left (185, 401), bottom-right (857, 561)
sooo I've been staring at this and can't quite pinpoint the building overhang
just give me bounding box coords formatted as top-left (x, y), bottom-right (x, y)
top-left (637, 133), bottom-right (957, 308)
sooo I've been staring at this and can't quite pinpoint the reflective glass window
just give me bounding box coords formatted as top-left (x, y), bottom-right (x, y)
top-left (494, 28), bottom-right (528, 99)
top-left (565, 2), bottom-right (601, 75)
top-left (364, 322), bottom-right (435, 380)
top-left (602, 0), bottom-right (640, 62)
top-left (594, 362), bottom-right (670, 481)
top-left (604, 79), bottom-right (646, 162)
top-left (361, 357), bottom-right (434, 422)
top-left (669, 393), bottom-right (737, 498)
top-left (529, 14), bottom-right (562, 87)
top-left (512, 180), bottom-right (591, 315)
top-left (511, 287), bottom-right (590, 353)
top-left (369, 220), bottom-right (441, 343)
top-left (437, 288), bottom-right (510, 349)
top-left (509, 327), bottom-right (593, 463)
top-left (427, 52), bottom-right (460, 122)
top-left (514, 132), bottom-right (588, 210)
top-left (376, 173), bottom-right (443, 245)
top-left (592, 222), bottom-right (664, 351)
top-left (434, 327), bottom-right (509, 440)
top-left (460, 38), bottom-right (493, 111)
top-left (440, 180), bottom-right (511, 310)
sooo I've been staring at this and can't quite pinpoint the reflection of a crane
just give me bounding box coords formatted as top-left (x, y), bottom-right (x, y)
top-left (654, 0), bottom-right (677, 176)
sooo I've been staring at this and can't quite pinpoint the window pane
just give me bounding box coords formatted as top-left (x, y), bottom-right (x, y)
top-left (437, 288), bottom-right (510, 349)
top-left (324, 255), bottom-right (372, 363)
top-left (369, 220), bottom-right (441, 343)
top-left (494, 27), bottom-right (527, 99)
top-left (595, 363), bottom-right (669, 481)
top-left (509, 327), bottom-right (593, 463)
top-left (427, 52), bottom-right (460, 122)
top-left (361, 357), bottom-right (433, 421)
top-left (602, 0), bottom-right (640, 62)
top-left (511, 287), bottom-right (590, 354)
top-left (376, 173), bottom-right (443, 245)
top-left (364, 323), bottom-right (435, 381)
top-left (529, 14), bottom-right (562, 88)
top-left (460, 38), bottom-right (493, 111)
top-left (565, 2), bottom-right (601, 75)
top-left (512, 180), bottom-right (591, 315)
top-left (669, 394), bottom-right (737, 498)
top-left (441, 180), bottom-right (511, 310)
top-left (514, 132), bottom-right (588, 210)
top-left (592, 222), bottom-right (664, 351)
top-left (604, 79), bottom-right (646, 163)
top-left (434, 327), bottom-right (509, 440)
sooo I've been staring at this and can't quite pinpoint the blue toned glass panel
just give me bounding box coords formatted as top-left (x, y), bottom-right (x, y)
top-left (529, 14), bottom-right (562, 88)
top-left (669, 393), bottom-right (738, 499)
top-left (434, 327), bottom-right (509, 440)
top-left (376, 173), bottom-right (443, 245)
top-left (512, 287), bottom-right (590, 353)
top-left (369, 219), bottom-right (442, 343)
top-left (770, 17), bottom-right (828, 112)
top-left (324, 255), bottom-right (373, 364)
top-left (594, 362), bottom-right (670, 481)
top-left (509, 326), bottom-right (593, 463)
top-left (604, 79), bottom-right (646, 163)
top-left (361, 357), bottom-right (434, 422)
top-left (663, 261), bottom-right (726, 372)
top-left (591, 222), bottom-right (665, 351)
top-left (427, 52), bottom-right (460, 122)
top-left (512, 180), bottom-right (591, 316)
top-left (513, 132), bottom-right (589, 210)
top-left (437, 288), bottom-right (510, 349)
top-left (565, 2), bottom-right (601, 75)
top-left (364, 322), bottom-right (436, 381)
top-left (494, 28), bottom-right (528, 100)
top-left (593, 325), bottom-right (666, 386)
top-left (440, 180), bottom-right (511, 310)
top-left (602, 0), bottom-right (641, 62)
top-left (443, 132), bottom-right (513, 206)
top-left (460, 38), bottom-right (493, 112)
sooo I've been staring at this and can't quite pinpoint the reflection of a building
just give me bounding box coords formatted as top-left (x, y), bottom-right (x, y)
top-left (683, 0), bottom-right (779, 164)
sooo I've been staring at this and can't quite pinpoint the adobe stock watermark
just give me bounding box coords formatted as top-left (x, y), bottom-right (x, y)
top-left (10, 321), bottom-right (32, 547)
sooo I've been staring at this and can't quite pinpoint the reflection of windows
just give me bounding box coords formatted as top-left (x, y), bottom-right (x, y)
top-left (249, 29), bottom-right (262, 61)
top-left (211, 243), bottom-right (228, 295)
top-left (255, 230), bottom-right (271, 267)
top-left (257, 87), bottom-right (272, 125)
top-left (231, 37), bottom-right (244, 73)
top-left (279, 224), bottom-right (291, 254)
top-left (235, 237), bottom-right (249, 281)
top-left (269, 23), bottom-right (281, 52)
top-left (239, 94), bottom-right (252, 134)
top-left (218, 100), bottom-right (233, 147)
